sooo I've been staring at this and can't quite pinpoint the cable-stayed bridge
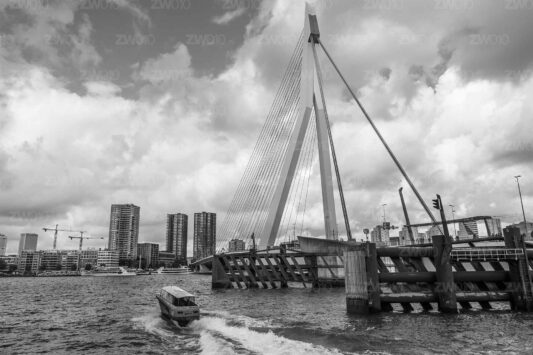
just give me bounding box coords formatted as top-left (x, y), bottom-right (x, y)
top-left (188, 4), bottom-right (533, 315)
top-left (192, 3), bottom-right (437, 273)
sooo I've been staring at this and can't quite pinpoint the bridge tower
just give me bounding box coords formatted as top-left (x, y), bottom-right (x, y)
top-left (217, 3), bottom-right (438, 252)
top-left (259, 4), bottom-right (344, 248)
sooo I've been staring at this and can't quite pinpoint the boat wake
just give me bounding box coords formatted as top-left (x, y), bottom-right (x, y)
top-left (132, 312), bottom-right (348, 355)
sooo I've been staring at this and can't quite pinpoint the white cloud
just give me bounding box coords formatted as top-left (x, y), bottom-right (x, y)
top-left (212, 7), bottom-right (247, 25)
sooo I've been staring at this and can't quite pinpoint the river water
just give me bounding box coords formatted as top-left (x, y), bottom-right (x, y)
top-left (1, 274), bottom-right (533, 354)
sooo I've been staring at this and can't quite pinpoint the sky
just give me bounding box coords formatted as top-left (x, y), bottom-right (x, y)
top-left (1, 0), bottom-right (532, 254)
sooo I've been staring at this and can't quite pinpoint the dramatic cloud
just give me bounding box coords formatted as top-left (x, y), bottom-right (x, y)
top-left (0, 0), bottom-right (532, 254)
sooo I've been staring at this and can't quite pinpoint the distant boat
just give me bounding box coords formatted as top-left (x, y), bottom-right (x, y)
top-left (88, 267), bottom-right (137, 277)
top-left (156, 286), bottom-right (200, 326)
top-left (156, 266), bottom-right (191, 274)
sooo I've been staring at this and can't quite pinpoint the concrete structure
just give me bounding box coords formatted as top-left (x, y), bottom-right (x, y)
top-left (61, 250), bottom-right (80, 270)
top-left (39, 250), bottom-right (62, 270)
top-left (399, 226), bottom-right (419, 245)
top-left (486, 217), bottom-right (502, 236)
top-left (426, 225), bottom-right (442, 240)
top-left (389, 236), bottom-right (400, 246)
top-left (138, 243), bottom-right (159, 268)
top-left (228, 239), bottom-right (245, 252)
top-left (508, 221), bottom-right (533, 240)
top-left (0, 234), bottom-right (7, 256)
top-left (80, 249), bottom-right (99, 268)
top-left (458, 220), bottom-right (479, 239)
top-left (193, 212), bottom-right (216, 260)
top-left (166, 213), bottom-right (188, 264)
top-left (158, 251), bottom-right (176, 267)
top-left (18, 233), bottom-right (38, 256)
top-left (416, 233), bottom-right (427, 244)
top-left (108, 204), bottom-right (140, 261)
top-left (0, 254), bottom-right (18, 266)
top-left (97, 250), bottom-right (119, 267)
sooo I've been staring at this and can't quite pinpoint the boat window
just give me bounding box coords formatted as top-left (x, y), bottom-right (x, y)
top-left (172, 297), bottom-right (196, 306)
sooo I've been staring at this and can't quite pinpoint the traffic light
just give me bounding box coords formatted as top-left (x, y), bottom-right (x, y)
top-left (432, 198), bottom-right (440, 210)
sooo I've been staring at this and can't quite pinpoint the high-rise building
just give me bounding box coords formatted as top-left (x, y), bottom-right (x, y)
top-left (166, 213), bottom-right (188, 264)
top-left (137, 243), bottom-right (159, 268)
top-left (0, 234), bottom-right (7, 256)
top-left (108, 204), bottom-right (140, 261)
top-left (18, 233), bottom-right (38, 256)
top-left (193, 212), bottom-right (216, 260)
top-left (228, 239), bottom-right (245, 252)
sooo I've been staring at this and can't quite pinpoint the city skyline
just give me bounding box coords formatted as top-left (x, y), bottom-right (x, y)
top-left (0, 204), bottom-right (219, 257)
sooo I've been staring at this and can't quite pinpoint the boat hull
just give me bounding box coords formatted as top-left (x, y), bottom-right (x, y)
top-left (156, 295), bottom-right (200, 326)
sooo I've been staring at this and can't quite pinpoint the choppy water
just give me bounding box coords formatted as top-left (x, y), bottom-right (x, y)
top-left (1, 274), bottom-right (533, 354)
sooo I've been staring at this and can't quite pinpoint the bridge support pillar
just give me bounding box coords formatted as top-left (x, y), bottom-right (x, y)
top-left (432, 235), bottom-right (457, 313)
top-left (212, 256), bottom-right (232, 289)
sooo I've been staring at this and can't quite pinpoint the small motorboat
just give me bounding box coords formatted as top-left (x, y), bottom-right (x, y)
top-left (156, 266), bottom-right (191, 274)
top-left (156, 286), bottom-right (200, 326)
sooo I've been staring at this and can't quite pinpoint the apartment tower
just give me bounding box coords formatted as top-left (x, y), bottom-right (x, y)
top-left (193, 212), bottom-right (216, 260)
top-left (108, 204), bottom-right (140, 261)
top-left (166, 213), bottom-right (188, 264)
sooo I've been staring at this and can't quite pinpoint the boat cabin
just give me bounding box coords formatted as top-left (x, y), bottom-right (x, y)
top-left (160, 286), bottom-right (198, 306)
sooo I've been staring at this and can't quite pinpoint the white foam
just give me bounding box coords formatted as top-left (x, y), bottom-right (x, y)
top-left (203, 309), bottom-right (275, 328)
top-left (193, 316), bottom-right (346, 355)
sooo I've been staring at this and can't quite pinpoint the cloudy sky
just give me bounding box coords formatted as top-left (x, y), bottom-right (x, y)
top-left (1, 0), bottom-right (532, 254)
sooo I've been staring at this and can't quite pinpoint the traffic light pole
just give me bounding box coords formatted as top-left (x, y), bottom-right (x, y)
top-left (433, 194), bottom-right (451, 240)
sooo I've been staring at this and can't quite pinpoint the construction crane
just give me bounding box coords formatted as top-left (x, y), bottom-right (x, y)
top-left (42, 225), bottom-right (87, 250)
top-left (68, 233), bottom-right (104, 251)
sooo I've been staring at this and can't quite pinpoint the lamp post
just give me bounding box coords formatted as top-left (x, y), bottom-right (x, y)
top-left (515, 175), bottom-right (529, 239)
top-left (449, 204), bottom-right (457, 239)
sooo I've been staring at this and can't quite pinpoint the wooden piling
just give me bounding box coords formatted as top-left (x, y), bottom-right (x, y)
top-left (344, 248), bottom-right (369, 314)
top-left (366, 243), bottom-right (381, 313)
top-left (504, 227), bottom-right (533, 310)
top-left (431, 235), bottom-right (457, 313)
top-left (344, 243), bottom-right (380, 314)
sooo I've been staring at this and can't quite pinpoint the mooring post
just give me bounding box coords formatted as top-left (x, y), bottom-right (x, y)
top-left (366, 242), bottom-right (381, 313)
top-left (211, 256), bottom-right (232, 289)
top-left (504, 227), bottom-right (533, 311)
top-left (344, 246), bottom-right (369, 314)
top-left (344, 243), bottom-right (380, 314)
top-left (432, 235), bottom-right (457, 313)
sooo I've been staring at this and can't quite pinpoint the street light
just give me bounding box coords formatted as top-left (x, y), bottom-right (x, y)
top-left (449, 204), bottom-right (457, 239)
top-left (514, 175), bottom-right (529, 239)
